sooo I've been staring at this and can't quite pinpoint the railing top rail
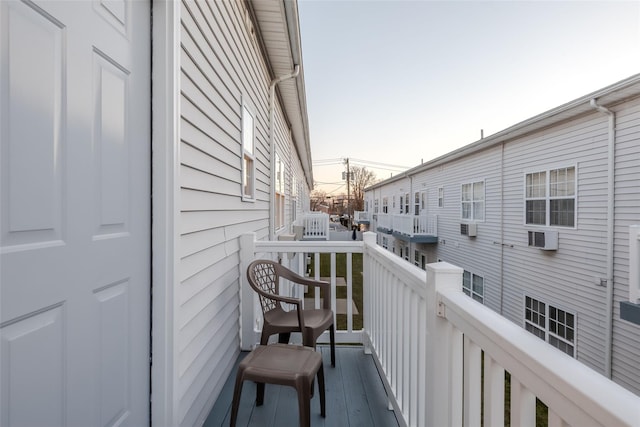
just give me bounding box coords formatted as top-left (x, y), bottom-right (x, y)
top-left (255, 239), bottom-right (364, 253)
top-left (364, 235), bottom-right (426, 297)
top-left (439, 288), bottom-right (640, 427)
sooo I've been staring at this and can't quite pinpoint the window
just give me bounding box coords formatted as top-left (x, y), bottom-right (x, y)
top-left (275, 153), bottom-right (285, 230)
top-left (382, 197), bottom-right (388, 214)
top-left (525, 166), bottom-right (575, 227)
top-left (414, 192), bottom-right (420, 215)
top-left (462, 271), bottom-right (484, 303)
top-left (241, 104), bottom-right (255, 200)
top-left (421, 191), bottom-right (426, 211)
top-left (404, 192), bottom-right (409, 215)
top-left (399, 195), bottom-right (404, 214)
top-left (461, 181), bottom-right (484, 221)
top-left (438, 187), bottom-right (444, 208)
top-left (414, 250), bottom-right (425, 269)
top-left (291, 176), bottom-right (298, 223)
top-left (525, 296), bottom-right (575, 357)
top-left (374, 199), bottom-right (379, 214)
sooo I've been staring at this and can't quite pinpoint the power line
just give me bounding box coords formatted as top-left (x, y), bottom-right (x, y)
top-left (313, 157), bottom-right (411, 171)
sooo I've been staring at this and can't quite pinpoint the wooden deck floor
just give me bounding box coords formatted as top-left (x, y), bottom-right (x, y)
top-left (204, 346), bottom-right (400, 427)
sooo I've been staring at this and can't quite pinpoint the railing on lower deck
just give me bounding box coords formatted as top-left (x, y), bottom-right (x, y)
top-left (295, 212), bottom-right (330, 240)
top-left (391, 214), bottom-right (437, 237)
top-left (239, 232), bottom-right (640, 427)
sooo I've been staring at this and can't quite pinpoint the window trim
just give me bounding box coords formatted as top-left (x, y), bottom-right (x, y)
top-left (523, 165), bottom-right (577, 229)
top-left (275, 152), bottom-right (285, 230)
top-left (462, 270), bottom-right (484, 304)
top-left (241, 101), bottom-right (256, 202)
top-left (460, 180), bottom-right (485, 222)
top-left (523, 294), bottom-right (576, 357)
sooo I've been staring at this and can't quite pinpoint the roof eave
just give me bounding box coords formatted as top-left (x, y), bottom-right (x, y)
top-left (367, 73), bottom-right (640, 191)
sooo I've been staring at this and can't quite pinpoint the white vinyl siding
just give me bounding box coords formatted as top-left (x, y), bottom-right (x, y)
top-left (177, 1), bottom-right (309, 424)
top-left (610, 99), bottom-right (640, 395)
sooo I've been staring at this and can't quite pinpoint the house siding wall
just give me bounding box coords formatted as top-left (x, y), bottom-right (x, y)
top-left (365, 94), bottom-right (640, 395)
top-left (176, 1), bottom-right (309, 425)
top-left (611, 99), bottom-right (640, 394)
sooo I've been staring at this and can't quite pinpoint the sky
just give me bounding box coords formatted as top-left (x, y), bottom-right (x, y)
top-left (297, 0), bottom-right (640, 195)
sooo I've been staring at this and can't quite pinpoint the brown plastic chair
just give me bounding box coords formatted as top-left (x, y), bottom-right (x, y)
top-left (247, 259), bottom-right (336, 366)
top-left (229, 343), bottom-right (325, 427)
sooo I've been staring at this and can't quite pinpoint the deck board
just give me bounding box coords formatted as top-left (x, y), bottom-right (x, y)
top-left (203, 346), bottom-right (400, 427)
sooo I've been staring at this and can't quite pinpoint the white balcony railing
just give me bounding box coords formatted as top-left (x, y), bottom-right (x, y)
top-left (294, 212), bottom-right (330, 240)
top-left (376, 213), bottom-right (392, 231)
top-left (239, 231), bottom-right (640, 427)
top-left (391, 214), bottom-right (437, 237)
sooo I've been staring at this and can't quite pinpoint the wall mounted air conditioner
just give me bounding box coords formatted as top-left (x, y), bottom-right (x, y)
top-left (528, 230), bottom-right (558, 250)
top-left (460, 223), bottom-right (477, 237)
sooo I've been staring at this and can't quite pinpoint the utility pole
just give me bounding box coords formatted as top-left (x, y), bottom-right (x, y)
top-left (345, 158), bottom-right (351, 230)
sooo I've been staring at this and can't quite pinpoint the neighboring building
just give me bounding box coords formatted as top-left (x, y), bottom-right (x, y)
top-left (0, 1), bottom-right (312, 426)
top-left (364, 75), bottom-right (640, 396)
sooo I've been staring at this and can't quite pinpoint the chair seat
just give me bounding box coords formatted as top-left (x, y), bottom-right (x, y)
top-left (230, 344), bottom-right (326, 427)
top-left (265, 308), bottom-right (333, 332)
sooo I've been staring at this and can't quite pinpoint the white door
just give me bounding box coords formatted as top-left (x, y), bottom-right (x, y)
top-left (1, 1), bottom-right (150, 426)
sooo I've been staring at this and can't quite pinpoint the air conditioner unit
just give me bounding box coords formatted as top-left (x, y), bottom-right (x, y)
top-left (528, 230), bottom-right (558, 250)
top-left (460, 223), bottom-right (477, 237)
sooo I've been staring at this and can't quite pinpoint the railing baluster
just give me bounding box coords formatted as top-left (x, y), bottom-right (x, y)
top-left (483, 354), bottom-right (505, 427)
top-left (510, 377), bottom-right (536, 427)
top-left (464, 337), bottom-right (482, 427)
top-left (346, 252), bottom-right (353, 333)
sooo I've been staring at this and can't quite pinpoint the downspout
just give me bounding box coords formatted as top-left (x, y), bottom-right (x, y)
top-left (269, 65), bottom-right (300, 240)
top-left (590, 98), bottom-right (615, 378)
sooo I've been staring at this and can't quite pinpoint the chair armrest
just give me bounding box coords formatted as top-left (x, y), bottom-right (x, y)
top-left (277, 265), bottom-right (331, 310)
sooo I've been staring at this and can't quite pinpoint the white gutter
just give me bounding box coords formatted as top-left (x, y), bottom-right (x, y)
top-left (590, 98), bottom-right (615, 379)
top-left (269, 65), bottom-right (300, 240)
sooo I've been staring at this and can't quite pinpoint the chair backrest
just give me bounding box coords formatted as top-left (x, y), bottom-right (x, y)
top-left (247, 260), bottom-right (281, 314)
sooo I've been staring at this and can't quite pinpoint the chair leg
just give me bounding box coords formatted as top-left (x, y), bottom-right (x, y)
top-left (230, 372), bottom-right (245, 427)
top-left (256, 381), bottom-right (265, 406)
top-left (278, 332), bottom-right (291, 344)
top-left (330, 325), bottom-right (336, 367)
top-left (317, 362), bottom-right (326, 417)
top-left (298, 379), bottom-right (312, 427)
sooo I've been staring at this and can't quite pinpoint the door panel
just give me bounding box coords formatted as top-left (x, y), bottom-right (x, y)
top-left (0, 1), bottom-right (150, 426)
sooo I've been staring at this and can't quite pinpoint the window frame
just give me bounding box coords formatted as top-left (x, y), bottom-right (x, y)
top-left (275, 152), bottom-right (285, 230)
top-left (523, 295), bottom-right (576, 357)
top-left (241, 102), bottom-right (256, 202)
top-left (524, 165), bottom-right (577, 228)
top-left (460, 180), bottom-right (485, 221)
top-left (462, 270), bottom-right (484, 304)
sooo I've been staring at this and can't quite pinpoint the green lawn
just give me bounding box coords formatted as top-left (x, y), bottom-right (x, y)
top-left (306, 252), bottom-right (363, 331)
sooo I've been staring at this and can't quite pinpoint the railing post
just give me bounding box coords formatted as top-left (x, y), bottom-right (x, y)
top-left (239, 232), bottom-right (257, 350)
top-left (425, 262), bottom-right (464, 427)
top-left (362, 232), bottom-right (377, 355)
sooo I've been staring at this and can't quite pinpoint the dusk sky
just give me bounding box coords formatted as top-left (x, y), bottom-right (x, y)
top-left (298, 0), bottom-right (640, 195)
